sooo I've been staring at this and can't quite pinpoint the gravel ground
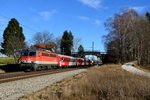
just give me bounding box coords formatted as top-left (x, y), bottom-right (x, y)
top-left (122, 63), bottom-right (150, 78)
top-left (0, 69), bottom-right (87, 100)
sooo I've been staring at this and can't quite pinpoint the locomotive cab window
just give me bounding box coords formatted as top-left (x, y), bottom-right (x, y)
top-left (21, 52), bottom-right (36, 56)
top-left (29, 52), bottom-right (36, 56)
top-left (21, 52), bottom-right (28, 56)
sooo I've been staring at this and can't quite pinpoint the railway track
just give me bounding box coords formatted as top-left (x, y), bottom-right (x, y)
top-left (0, 68), bottom-right (85, 84)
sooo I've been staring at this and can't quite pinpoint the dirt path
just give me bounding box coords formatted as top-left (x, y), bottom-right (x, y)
top-left (122, 63), bottom-right (150, 78)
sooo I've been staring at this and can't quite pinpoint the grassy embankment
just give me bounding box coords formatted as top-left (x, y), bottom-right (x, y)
top-left (20, 64), bottom-right (150, 100)
top-left (0, 57), bottom-right (15, 73)
top-left (0, 57), bottom-right (15, 66)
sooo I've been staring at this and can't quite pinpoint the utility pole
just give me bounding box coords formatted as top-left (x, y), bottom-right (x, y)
top-left (92, 41), bottom-right (94, 60)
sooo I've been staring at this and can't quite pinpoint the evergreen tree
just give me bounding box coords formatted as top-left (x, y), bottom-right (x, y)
top-left (78, 45), bottom-right (85, 58)
top-left (60, 30), bottom-right (73, 55)
top-left (146, 12), bottom-right (150, 22)
top-left (1, 18), bottom-right (25, 55)
top-left (69, 31), bottom-right (73, 46)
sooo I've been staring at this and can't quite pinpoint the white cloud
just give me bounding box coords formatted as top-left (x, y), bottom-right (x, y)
top-left (95, 19), bottom-right (101, 26)
top-left (76, 15), bottom-right (102, 26)
top-left (77, 16), bottom-right (90, 21)
top-left (78, 0), bottom-right (102, 9)
top-left (39, 10), bottom-right (58, 21)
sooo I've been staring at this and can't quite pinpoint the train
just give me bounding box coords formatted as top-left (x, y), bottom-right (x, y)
top-left (20, 49), bottom-right (92, 71)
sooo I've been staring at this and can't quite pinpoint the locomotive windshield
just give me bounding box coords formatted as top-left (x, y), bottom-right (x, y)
top-left (29, 52), bottom-right (36, 56)
top-left (22, 51), bottom-right (36, 56)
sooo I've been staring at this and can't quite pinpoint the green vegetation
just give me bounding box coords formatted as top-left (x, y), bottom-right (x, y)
top-left (1, 18), bottom-right (25, 55)
top-left (146, 12), bottom-right (150, 22)
top-left (0, 57), bottom-right (15, 65)
top-left (60, 30), bottom-right (73, 56)
top-left (78, 44), bottom-right (85, 58)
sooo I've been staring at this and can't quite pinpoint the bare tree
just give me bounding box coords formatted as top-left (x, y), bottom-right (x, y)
top-left (73, 37), bottom-right (81, 52)
top-left (136, 17), bottom-right (150, 66)
top-left (104, 8), bottom-right (139, 63)
top-left (104, 8), bottom-right (150, 68)
top-left (55, 36), bottom-right (61, 53)
top-left (33, 31), bottom-right (54, 44)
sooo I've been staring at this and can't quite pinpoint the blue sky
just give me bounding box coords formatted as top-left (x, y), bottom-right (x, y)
top-left (0, 0), bottom-right (150, 52)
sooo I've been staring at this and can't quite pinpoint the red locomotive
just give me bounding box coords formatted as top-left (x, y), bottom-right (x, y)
top-left (20, 49), bottom-right (91, 71)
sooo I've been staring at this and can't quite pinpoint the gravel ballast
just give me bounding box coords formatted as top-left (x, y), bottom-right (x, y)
top-left (0, 69), bottom-right (87, 100)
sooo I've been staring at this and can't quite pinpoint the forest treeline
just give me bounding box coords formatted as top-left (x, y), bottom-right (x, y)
top-left (104, 8), bottom-right (150, 67)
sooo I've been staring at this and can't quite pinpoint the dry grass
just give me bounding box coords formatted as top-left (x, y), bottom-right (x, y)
top-left (20, 64), bottom-right (150, 100)
top-left (137, 65), bottom-right (150, 72)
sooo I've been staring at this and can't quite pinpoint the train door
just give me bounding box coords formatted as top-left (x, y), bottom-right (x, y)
top-left (37, 51), bottom-right (43, 65)
top-left (58, 55), bottom-right (62, 67)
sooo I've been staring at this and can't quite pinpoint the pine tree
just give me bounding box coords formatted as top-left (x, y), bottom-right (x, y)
top-left (78, 45), bottom-right (85, 58)
top-left (146, 12), bottom-right (150, 22)
top-left (69, 31), bottom-right (73, 46)
top-left (60, 30), bottom-right (73, 55)
top-left (1, 18), bottom-right (25, 55)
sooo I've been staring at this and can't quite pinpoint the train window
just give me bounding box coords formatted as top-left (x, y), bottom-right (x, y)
top-left (42, 53), bottom-right (49, 56)
top-left (29, 52), bottom-right (36, 56)
top-left (63, 58), bottom-right (70, 62)
top-left (71, 59), bottom-right (76, 62)
top-left (50, 54), bottom-right (56, 57)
